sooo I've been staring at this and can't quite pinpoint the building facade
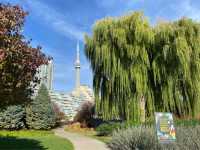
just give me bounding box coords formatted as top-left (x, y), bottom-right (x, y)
top-left (32, 59), bottom-right (53, 97)
top-left (47, 42), bottom-right (94, 120)
top-left (50, 85), bottom-right (94, 119)
top-left (37, 59), bottom-right (54, 91)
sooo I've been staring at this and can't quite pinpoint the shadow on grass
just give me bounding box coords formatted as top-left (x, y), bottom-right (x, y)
top-left (0, 136), bottom-right (47, 150)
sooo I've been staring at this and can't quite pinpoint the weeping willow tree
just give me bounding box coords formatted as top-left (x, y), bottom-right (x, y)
top-left (85, 12), bottom-right (200, 122)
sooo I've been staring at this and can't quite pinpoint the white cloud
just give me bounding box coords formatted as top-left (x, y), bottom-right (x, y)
top-left (178, 0), bottom-right (200, 21)
top-left (25, 0), bottom-right (85, 41)
top-left (153, 0), bottom-right (200, 23)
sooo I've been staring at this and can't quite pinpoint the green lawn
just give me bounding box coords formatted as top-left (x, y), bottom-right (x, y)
top-left (0, 130), bottom-right (74, 150)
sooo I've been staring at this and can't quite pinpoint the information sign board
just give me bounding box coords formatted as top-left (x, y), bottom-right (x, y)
top-left (155, 112), bottom-right (176, 143)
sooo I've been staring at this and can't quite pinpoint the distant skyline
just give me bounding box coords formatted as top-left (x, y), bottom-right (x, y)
top-left (2, 0), bottom-right (200, 92)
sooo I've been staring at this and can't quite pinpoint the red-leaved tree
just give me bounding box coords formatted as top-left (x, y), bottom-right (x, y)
top-left (0, 4), bottom-right (48, 106)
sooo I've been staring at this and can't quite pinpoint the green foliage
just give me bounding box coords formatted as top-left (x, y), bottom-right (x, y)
top-left (85, 12), bottom-right (200, 122)
top-left (26, 84), bottom-right (56, 129)
top-left (0, 130), bottom-right (74, 150)
top-left (0, 105), bottom-right (25, 130)
top-left (96, 122), bottom-right (121, 136)
top-left (95, 120), bottom-right (150, 136)
top-left (123, 118), bottom-right (200, 128)
top-left (108, 126), bottom-right (200, 150)
top-left (122, 119), bottom-right (200, 128)
top-left (175, 118), bottom-right (200, 127)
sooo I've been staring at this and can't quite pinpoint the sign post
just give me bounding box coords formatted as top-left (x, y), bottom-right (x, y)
top-left (155, 112), bottom-right (176, 143)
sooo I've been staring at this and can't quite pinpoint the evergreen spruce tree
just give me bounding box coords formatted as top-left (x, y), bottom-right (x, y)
top-left (0, 105), bottom-right (25, 130)
top-left (26, 84), bottom-right (56, 129)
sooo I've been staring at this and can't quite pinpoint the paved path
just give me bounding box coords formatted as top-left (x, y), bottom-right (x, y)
top-left (54, 127), bottom-right (109, 150)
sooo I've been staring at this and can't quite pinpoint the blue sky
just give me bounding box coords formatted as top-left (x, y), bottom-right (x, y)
top-left (1, 0), bottom-right (200, 92)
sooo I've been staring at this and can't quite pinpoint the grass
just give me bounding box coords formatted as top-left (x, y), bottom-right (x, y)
top-left (0, 130), bottom-right (74, 150)
top-left (93, 134), bottom-right (112, 143)
top-left (64, 126), bottom-right (112, 143)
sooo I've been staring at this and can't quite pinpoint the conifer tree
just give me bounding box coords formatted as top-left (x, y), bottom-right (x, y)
top-left (0, 105), bottom-right (25, 130)
top-left (26, 84), bottom-right (56, 129)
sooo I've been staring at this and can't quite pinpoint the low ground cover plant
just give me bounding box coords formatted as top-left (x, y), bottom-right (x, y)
top-left (108, 126), bottom-right (200, 150)
top-left (65, 122), bottom-right (95, 133)
top-left (175, 118), bottom-right (200, 127)
top-left (96, 122), bottom-right (121, 136)
top-left (95, 120), bottom-right (150, 136)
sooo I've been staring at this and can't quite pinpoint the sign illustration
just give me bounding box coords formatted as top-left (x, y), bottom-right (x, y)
top-left (155, 112), bottom-right (176, 143)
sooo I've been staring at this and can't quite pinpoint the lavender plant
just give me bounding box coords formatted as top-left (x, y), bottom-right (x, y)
top-left (108, 126), bottom-right (200, 150)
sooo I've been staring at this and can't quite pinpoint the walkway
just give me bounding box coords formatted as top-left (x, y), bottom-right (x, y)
top-left (54, 127), bottom-right (109, 150)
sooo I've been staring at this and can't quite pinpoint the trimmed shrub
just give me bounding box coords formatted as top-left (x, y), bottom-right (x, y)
top-left (26, 84), bottom-right (56, 129)
top-left (175, 119), bottom-right (200, 127)
top-left (86, 118), bottom-right (104, 128)
top-left (0, 105), bottom-right (25, 130)
top-left (96, 122), bottom-right (121, 136)
top-left (108, 126), bottom-right (200, 150)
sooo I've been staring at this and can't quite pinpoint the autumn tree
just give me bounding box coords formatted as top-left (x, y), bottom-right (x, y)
top-left (0, 4), bottom-right (48, 106)
top-left (85, 12), bottom-right (200, 122)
